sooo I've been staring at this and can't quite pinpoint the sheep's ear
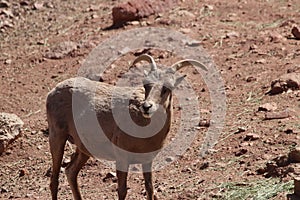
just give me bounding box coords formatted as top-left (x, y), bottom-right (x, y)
top-left (174, 75), bottom-right (186, 88)
top-left (144, 70), bottom-right (149, 76)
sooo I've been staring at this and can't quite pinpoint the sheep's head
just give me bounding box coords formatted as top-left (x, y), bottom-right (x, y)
top-left (132, 54), bottom-right (208, 118)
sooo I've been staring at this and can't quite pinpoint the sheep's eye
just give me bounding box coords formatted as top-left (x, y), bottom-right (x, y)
top-left (144, 83), bottom-right (153, 90)
top-left (161, 86), bottom-right (169, 96)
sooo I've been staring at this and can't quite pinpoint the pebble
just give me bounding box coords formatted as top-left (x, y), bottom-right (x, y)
top-left (165, 156), bottom-right (175, 162)
top-left (294, 177), bottom-right (300, 196)
top-left (198, 119), bottom-right (210, 127)
top-left (255, 59), bottom-right (267, 64)
top-left (258, 102), bottom-right (277, 112)
top-left (269, 32), bottom-right (286, 43)
top-left (0, 0), bottom-right (9, 8)
top-left (102, 172), bottom-right (117, 182)
top-left (19, 169), bottom-right (26, 177)
top-left (225, 31), bottom-right (240, 39)
top-left (264, 110), bottom-right (290, 120)
top-left (244, 133), bottom-right (260, 141)
top-left (235, 148), bottom-right (248, 156)
top-left (234, 127), bottom-right (246, 134)
top-left (292, 26), bottom-right (300, 39)
top-left (4, 59), bottom-right (12, 64)
top-left (289, 147), bottom-right (300, 163)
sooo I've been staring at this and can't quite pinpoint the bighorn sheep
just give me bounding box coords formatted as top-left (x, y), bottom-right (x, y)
top-left (46, 54), bottom-right (207, 200)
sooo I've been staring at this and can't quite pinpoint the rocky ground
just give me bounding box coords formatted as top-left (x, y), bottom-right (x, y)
top-left (0, 0), bottom-right (300, 199)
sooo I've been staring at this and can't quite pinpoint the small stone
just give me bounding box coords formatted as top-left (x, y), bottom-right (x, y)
top-left (0, 113), bottom-right (24, 155)
top-left (185, 40), bottom-right (201, 47)
top-left (294, 177), bottom-right (300, 196)
top-left (31, 130), bottom-right (37, 135)
top-left (180, 28), bottom-right (191, 34)
top-left (61, 157), bottom-right (71, 167)
top-left (19, 169), bottom-right (26, 177)
top-left (44, 41), bottom-right (78, 59)
top-left (198, 119), bottom-right (210, 127)
top-left (165, 156), bottom-right (174, 162)
top-left (20, 1), bottom-right (30, 6)
top-left (240, 142), bottom-right (251, 147)
top-left (289, 147), bottom-right (300, 163)
top-left (244, 133), bottom-right (260, 141)
top-left (284, 128), bottom-right (294, 134)
top-left (258, 102), bottom-right (277, 112)
top-left (225, 31), bottom-right (240, 39)
top-left (203, 4), bottom-right (213, 11)
top-left (292, 26), bottom-right (300, 40)
top-left (249, 44), bottom-right (258, 50)
top-left (91, 14), bottom-right (99, 19)
top-left (112, 0), bottom-right (176, 25)
top-left (273, 155), bottom-right (290, 167)
top-left (87, 5), bottom-right (100, 12)
top-left (1, 9), bottom-right (13, 17)
top-left (128, 21), bottom-right (140, 25)
top-left (199, 162), bottom-right (209, 170)
top-left (178, 10), bottom-right (195, 18)
top-left (140, 21), bottom-right (149, 26)
top-left (44, 2), bottom-right (53, 8)
top-left (0, 1), bottom-right (9, 8)
top-left (246, 76), bottom-right (257, 82)
top-left (45, 168), bottom-right (52, 177)
top-left (267, 81), bottom-right (283, 95)
top-left (4, 59), bottom-right (12, 65)
top-left (234, 127), bottom-right (246, 134)
top-left (255, 59), bottom-right (267, 64)
top-left (181, 167), bottom-right (192, 173)
top-left (102, 172), bottom-right (117, 182)
top-left (264, 110), bottom-right (290, 120)
top-left (1, 187), bottom-right (8, 193)
top-left (33, 2), bottom-right (44, 10)
top-left (235, 148), bottom-right (248, 156)
top-left (269, 32), bottom-right (286, 43)
top-left (280, 73), bottom-right (300, 90)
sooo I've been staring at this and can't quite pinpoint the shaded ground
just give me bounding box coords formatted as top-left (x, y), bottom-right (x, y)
top-left (0, 0), bottom-right (300, 199)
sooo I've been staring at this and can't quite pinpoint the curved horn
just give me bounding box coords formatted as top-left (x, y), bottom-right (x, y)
top-left (170, 59), bottom-right (208, 72)
top-left (132, 54), bottom-right (157, 71)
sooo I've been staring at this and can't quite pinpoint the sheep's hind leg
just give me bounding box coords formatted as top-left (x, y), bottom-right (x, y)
top-left (142, 162), bottom-right (158, 200)
top-left (116, 162), bottom-right (129, 200)
top-left (49, 129), bottom-right (68, 200)
top-left (65, 148), bottom-right (89, 200)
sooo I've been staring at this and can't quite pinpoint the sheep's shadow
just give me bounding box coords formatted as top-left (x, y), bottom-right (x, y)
top-left (102, 23), bottom-right (125, 30)
top-left (287, 194), bottom-right (300, 200)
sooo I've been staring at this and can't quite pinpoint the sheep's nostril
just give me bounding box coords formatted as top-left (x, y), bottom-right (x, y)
top-left (143, 102), bottom-right (152, 112)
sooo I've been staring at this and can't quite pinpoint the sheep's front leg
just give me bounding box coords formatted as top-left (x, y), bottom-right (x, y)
top-left (142, 162), bottom-right (158, 200)
top-left (116, 162), bottom-right (129, 200)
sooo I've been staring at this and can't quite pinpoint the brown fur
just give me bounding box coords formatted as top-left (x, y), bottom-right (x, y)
top-left (47, 54), bottom-right (207, 200)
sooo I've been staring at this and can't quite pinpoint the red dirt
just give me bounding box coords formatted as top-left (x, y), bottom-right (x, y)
top-left (1, 0), bottom-right (300, 199)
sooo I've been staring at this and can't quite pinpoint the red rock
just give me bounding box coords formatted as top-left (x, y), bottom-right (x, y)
top-left (244, 133), bottom-right (260, 141)
top-left (292, 26), bottom-right (300, 40)
top-left (269, 32), bottom-right (286, 43)
top-left (264, 110), bottom-right (290, 120)
top-left (0, 113), bottom-right (23, 155)
top-left (289, 147), bottom-right (300, 163)
top-left (258, 102), bottom-right (277, 112)
top-left (295, 177), bottom-right (300, 196)
top-left (44, 41), bottom-right (78, 59)
top-left (112, 0), bottom-right (176, 25)
top-left (267, 73), bottom-right (300, 95)
top-left (198, 119), bottom-right (210, 127)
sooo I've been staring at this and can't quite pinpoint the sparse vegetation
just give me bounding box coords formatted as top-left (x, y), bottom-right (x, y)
top-left (214, 179), bottom-right (293, 200)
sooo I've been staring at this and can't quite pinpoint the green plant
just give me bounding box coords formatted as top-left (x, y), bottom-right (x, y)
top-left (214, 178), bottom-right (293, 200)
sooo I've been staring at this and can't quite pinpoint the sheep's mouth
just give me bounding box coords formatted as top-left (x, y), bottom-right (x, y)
top-left (140, 107), bottom-right (153, 118)
top-left (142, 112), bottom-right (152, 118)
